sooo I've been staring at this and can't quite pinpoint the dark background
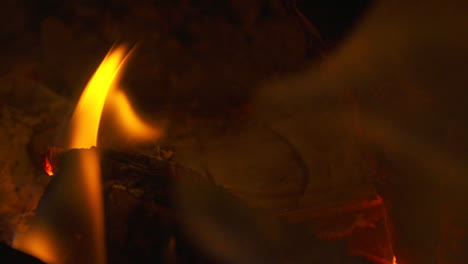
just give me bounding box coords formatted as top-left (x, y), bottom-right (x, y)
top-left (0, 0), bottom-right (372, 115)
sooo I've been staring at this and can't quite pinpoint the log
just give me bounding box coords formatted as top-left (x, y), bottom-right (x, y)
top-left (31, 147), bottom-right (374, 264)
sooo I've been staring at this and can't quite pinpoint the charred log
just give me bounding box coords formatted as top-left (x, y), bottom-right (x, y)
top-left (31, 148), bottom-right (375, 264)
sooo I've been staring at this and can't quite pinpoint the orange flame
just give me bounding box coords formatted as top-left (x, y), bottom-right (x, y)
top-left (14, 44), bottom-right (162, 264)
top-left (63, 45), bottom-right (134, 264)
top-left (77, 149), bottom-right (106, 264)
top-left (69, 45), bottom-right (130, 149)
top-left (13, 227), bottom-right (58, 263)
top-left (104, 88), bottom-right (161, 143)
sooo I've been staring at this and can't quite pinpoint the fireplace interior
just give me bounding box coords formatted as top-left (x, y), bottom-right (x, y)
top-left (0, 0), bottom-right (467, 263)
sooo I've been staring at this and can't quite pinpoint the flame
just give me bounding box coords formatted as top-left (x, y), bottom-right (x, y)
top-left (105, 88), bottom-right (161, 142)
top-left (43, 147), bottom-right (60, 176)
top-left (69, 45), bottom-right (130, 149)
top-left (63, 45), bottom-right (134, 264)
top-left (44, 157), bottom-right (54, 176)
top-left (13, 227), bottom-right (58, 264)
top-left (15, 44), bottom-right (161, 263)
top-left (66, 45), bottom-right (159, 263)
top-left (78, 149), bottom-right (106, 264)
top-left (393, 256), bottom-right (398, 264)
top-left (14, 45), bottom-right (136, 264)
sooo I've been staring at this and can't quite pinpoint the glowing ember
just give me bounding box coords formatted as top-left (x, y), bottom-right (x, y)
top-left (43, 147), bottom-right (60, 176)
top-left (44, 157), bottom-right (54, 176)
top-left (77, 149), bottom-right (106, 264)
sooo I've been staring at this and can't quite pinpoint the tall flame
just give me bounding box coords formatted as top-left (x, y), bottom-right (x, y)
top-left (14, 44), bottom-right (160, 263)
top-left (65, 45), bottom-right (133, 264)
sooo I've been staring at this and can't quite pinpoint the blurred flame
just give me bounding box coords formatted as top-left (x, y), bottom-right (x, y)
top-left (78, 149), bottom-right (106, 264)
top-left (105, 88), bottom-right (161, 142)
top-left (393, 256), bottom-right (397, 264)
top-left (13, 228), bottom-right (58, 264)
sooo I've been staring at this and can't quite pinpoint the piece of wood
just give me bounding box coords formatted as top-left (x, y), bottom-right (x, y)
top-left (32, 148), bottom-right (375, 264)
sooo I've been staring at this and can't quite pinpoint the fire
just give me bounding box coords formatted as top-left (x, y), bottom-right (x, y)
top-left (63, 45), bottom-right (133, 264)
top-left (393, 255), bottom-right (398, 264)
top-left (77, 149), bottom-right (106, 264)
top-left (13, 228), bottom-right (58, 264)
top-left (15, 44), bottom-right (160, 263)
top-left (69, 45), bottom-right (130, 149)
top-left (44, 157), bottom-right (54, 176)
top-left (43, 147), bottom-right (60, 176)
top-left (104, 88), bottom-right (161, 143)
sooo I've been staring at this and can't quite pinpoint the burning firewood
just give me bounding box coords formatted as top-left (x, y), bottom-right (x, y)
top-left (10, 38), bottom-right (388, 262)
top-left (24, 147), bottom-right (375, 264)
top-left (0, 1), bottom-right (421, 263)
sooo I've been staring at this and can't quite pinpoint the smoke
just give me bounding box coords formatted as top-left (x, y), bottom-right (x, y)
top-left (254, 0), bottom-right (468, 184)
